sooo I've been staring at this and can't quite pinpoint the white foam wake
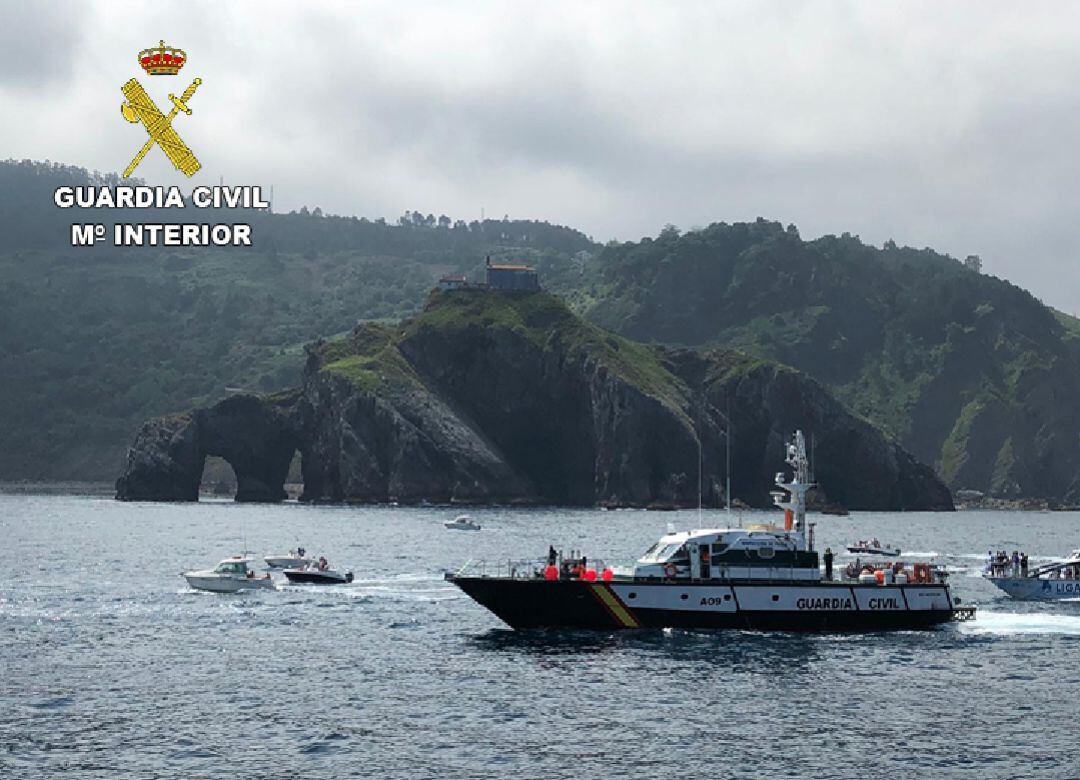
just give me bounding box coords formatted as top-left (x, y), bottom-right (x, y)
top-left (962, 609), bottom-right (1080, 635)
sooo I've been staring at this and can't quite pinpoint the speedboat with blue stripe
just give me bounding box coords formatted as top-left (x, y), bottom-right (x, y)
top-left (985, 550), bottom-right (1080, 600)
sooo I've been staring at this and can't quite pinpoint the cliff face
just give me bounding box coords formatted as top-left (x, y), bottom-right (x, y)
top-left (297, 366), bottom-right (532, 504)
top-left (663, 349), bottom-right (952, 510)
top-left (555, 219), bottom-right (1080, 503)
top-left (116, 290), bottom-right (953, 510)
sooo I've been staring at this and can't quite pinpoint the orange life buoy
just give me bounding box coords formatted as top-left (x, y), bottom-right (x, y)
top-left (663, 563), bottom-right (678, 578)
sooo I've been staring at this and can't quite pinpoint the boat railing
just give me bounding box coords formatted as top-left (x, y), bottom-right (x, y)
top-left (452, 557), bottom-right (613, 580)
top-left (453, 558), bottom-right (547, 579)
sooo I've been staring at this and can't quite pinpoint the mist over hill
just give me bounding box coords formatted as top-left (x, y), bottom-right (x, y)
top-left (4, 160), bottom-right (1078, 504)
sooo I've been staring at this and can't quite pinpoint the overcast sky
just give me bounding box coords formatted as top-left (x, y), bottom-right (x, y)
top-left (3, 0), bottom-right (1079, 311)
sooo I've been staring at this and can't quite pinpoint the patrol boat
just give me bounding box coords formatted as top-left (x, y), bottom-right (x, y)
top-left (448, 431), bottom-right (975, 631)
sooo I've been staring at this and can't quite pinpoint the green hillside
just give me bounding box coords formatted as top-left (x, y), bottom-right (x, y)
top-left (0, 160), bottom-right (593, 479)
top-left (5, 160), bottom-right (1079, 503)
top-left (554, 220), bottom-right (1080, 503)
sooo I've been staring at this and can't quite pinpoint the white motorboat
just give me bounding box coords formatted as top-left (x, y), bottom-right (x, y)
top-left (985, 549), bottom-right (1080, 600)
top-left (183, 556), bottom-right (276, 593)
top-left (283, 557), bottom-right (354, 585)
top-left (445, 514), bottom-right (481, 531)
top-left (847, 540), bottom-right (900, 557)
top-left (264, 547), bottom-right (311, 569)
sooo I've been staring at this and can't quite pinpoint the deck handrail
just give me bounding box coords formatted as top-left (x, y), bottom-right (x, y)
top-left (452, 557), bottom-right (613, 579)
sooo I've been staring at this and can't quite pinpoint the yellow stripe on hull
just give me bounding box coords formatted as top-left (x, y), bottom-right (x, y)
top-left (590, 583), bottom-right (641, 628)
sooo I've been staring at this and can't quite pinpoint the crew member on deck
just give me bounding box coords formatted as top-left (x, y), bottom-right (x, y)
top-left (823, 547), bottom-right (834, 580)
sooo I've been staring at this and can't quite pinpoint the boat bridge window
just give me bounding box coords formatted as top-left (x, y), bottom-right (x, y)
top-left (641, 543), bottom-right (688, 563)
top-left (668, 545), bottom-right (689, 563)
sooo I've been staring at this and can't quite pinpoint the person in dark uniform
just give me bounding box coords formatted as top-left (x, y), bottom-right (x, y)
top-left (547, 546), bottom-right (558, 566)
top-left (823, 547), bottom-right (834, 581)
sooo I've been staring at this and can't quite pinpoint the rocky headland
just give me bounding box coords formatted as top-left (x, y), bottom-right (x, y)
top-left (116, 290), bottom-right (953, 510)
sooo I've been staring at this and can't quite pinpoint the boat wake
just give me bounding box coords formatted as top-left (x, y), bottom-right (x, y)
top-left (274, 571), bottom-right (461, 603)
top-left (961, 609), bottom-right (1080, 635)
top-left (351, 583), bottom-right (461, 602)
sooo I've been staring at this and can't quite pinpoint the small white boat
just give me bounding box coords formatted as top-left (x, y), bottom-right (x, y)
top-left (986, 549), bottom-right (1080, 600)
top-left (847, 540), bottom-right (900, 557)
top-left (445, 514), bottom-right (481, 531)
top-left (283, 557), bottom-right (354, 585)
top-left (264, 548), bottom-right (311, 569)
top-left (183, 556), bottom-right (275, 593)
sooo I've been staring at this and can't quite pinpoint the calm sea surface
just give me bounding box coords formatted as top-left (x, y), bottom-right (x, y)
top-left (3, 494), bottom-right (1080, 779)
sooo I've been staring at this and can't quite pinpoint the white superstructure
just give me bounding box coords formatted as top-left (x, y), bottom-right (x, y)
top-left (771, 428), bottom-right (813, 549)
top-left (617, 429), bottom-right (819, 582)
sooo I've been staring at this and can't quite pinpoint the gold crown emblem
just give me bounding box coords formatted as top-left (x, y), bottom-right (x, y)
top-left (138, 40), bottom-right (186, 76)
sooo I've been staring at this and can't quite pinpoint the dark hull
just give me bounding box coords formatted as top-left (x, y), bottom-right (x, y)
top-left (450, 577), bottom-right (963, 632)
top-left (284, 571), bottom-right (350, 585)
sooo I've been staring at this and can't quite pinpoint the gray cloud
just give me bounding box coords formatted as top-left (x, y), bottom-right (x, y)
top-left (0, 0), bottom-right (86, 88)
top-left (3, 1), bottom-right (1080, 312)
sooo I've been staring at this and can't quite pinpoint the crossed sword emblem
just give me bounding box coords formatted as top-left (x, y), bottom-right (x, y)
top-left (120, 77), bottom-right (202, 177)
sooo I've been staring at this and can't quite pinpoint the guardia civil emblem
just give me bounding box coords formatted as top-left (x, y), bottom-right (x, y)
top-left (120, 40), bottom-right (202, 178)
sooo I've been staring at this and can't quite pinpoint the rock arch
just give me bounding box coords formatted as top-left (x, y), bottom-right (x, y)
top-left (116, 393), bottom-right (302, 502)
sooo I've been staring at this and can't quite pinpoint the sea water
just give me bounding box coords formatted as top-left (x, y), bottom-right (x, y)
top-left (3, 494), bottom-right (1079, 779)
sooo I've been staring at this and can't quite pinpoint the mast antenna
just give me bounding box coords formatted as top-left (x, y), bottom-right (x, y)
top-left (727, 394), bottom-right (738, 527)
top-left (696, 395), bottom-right (703, 526)
top-left (726, 394), bottom-right (732, 516)
top-left (697, 429), bottom-right (703, 526)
